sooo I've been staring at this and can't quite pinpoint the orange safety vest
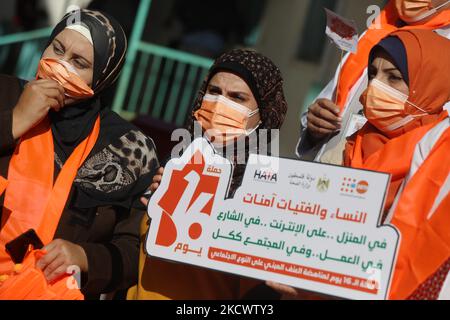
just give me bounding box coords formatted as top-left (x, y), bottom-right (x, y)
top-left (388, 121), bottom-right (450, 300)
top-left (336, 2), bottom-right (450, 112)
top-left (0, 115), bottom-right (100, 300)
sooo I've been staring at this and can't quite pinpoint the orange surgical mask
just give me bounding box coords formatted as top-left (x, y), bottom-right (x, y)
top-left (36, 58), bottom-right (94, 99)
top-left (361, 78), bottom-right (428, 133)
top-left (396, 0), bottom-right (450, 23)
top-left (194, 94), bottom-right (260, 145)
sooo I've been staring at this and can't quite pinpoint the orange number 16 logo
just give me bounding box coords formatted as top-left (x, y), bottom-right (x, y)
top-left (154, 152), bottom-right (220, 247)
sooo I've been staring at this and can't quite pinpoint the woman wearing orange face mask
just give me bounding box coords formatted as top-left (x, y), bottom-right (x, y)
top-left (0, 10), bottom-right (159, 300)
top-left (296, 0), bottom-right (450, 163)
top-left (270, 29), bottom-right (450, 300)
top-left (345, 29), bottom-right (450, 300)
top-left (128, 49), bottom-right (288, 300)
top-left (397, 0), bottom-right (450, 24)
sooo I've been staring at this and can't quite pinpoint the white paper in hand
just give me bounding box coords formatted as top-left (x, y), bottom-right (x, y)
top-left (325, 8), bottom-right (359, 53)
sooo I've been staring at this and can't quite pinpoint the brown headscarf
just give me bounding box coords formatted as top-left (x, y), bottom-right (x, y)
top-left (188, 49), bottom-right (288, 194)
top-left (344, 29), bottom-right (450, 215)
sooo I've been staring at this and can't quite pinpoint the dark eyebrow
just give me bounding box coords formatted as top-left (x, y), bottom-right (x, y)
top-left (228, 91), bottom-right (250, 98)
top-left (207, 84), bottom-right (221, 90)
top-left (53, 38), bottom-right (65, 50)
top-left (208, 84), bottom-right (250, 99)
top-left (383, 68), bottom-right (401, 73)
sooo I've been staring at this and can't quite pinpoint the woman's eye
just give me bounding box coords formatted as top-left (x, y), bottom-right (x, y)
top-left (73, 60), bottom-right (87, 69)
top-left (53, 44), bottom-right (63, 55)
top-left (389, 75), bottom-right (403, 82)
top-left (228, 92), bottom-right (245, 101)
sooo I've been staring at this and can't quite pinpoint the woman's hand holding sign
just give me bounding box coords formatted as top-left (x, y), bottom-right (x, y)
top-left (141, 167), bottom-right (165, 206)
top-left (307, 98), bottom-right (342, 140)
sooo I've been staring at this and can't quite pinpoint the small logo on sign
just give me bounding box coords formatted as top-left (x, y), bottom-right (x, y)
top-left (316, 176), bottom-right (330, 193)
top-left (356, 180), bottom-right (369, 194)
top-left (341, 178), bottom-right (369, 197)
top-left (254, 170), bottom-right (278, 184)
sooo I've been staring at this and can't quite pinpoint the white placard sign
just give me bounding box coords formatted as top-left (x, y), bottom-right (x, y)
top-left (325, 8), bottom-right (359, 53)
top-left (146, 138), bottom-right (399, 300)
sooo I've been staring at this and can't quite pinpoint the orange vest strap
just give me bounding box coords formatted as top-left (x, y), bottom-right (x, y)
top-left (0, 176), bottom-right (7, 196)
top-left (0, 116), bottom-right (100, 300)
top-left (389, 126), bottom-right (450, 299)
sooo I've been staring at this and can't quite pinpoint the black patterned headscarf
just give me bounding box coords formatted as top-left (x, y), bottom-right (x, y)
top-left (35, 10), bottom-right (160, 211)
top-left (188, 49), bottom-right (288, 195)
top-left (45, 9), bottom-right (127, 161)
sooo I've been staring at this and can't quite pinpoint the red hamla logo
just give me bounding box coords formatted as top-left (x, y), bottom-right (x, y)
top-left (155, 151), bottom-right (220, 247)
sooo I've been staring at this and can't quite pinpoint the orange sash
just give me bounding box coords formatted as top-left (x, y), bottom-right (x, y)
top-left (389, 125), bottom-right (450, 299)
top-left (336, 2), bottom-right (450, 112)
top-left (345, 117), bottom-right (450, 299)
top-left (345, 114), bottom-right (448, 211)
top-left (0, 115), bottom-right (100, 300)
top-left (0, 177), bottom-right (6, 196)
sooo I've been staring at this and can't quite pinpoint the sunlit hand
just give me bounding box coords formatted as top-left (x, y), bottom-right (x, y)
top-left (140, 167), bottom-right (164, 207)
top-left (266, 281), bottom-right (332, 300)
top-left (36, 239), bottom-right (87, 283)
top-left (266, 281), bottom-right (301, 298)
top-left (12, 79), bottom-right (65, 139)
top-left (306, 98), bottom-right (342, 141)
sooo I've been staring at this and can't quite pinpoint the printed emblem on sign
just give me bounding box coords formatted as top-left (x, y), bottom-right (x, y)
top-left (317, 176), bottom-right (330, 193)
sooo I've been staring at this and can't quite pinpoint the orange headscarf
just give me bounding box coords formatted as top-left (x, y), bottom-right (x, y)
top-left (343, 29), bottom-right (450, 300)
top-left (344, 29), bottom-right (450, 213)
top-left (336, 0), bottom-right (450, 112)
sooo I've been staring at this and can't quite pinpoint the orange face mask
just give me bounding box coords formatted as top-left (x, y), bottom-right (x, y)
top-left (361, 78), bottom-right (428, 133)
top-left (194, 94), bottom-right (260, 145)
top-left (36, 58), bottom-right (94, 99)
top-left (396, 0), bottom-right (450, 23)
